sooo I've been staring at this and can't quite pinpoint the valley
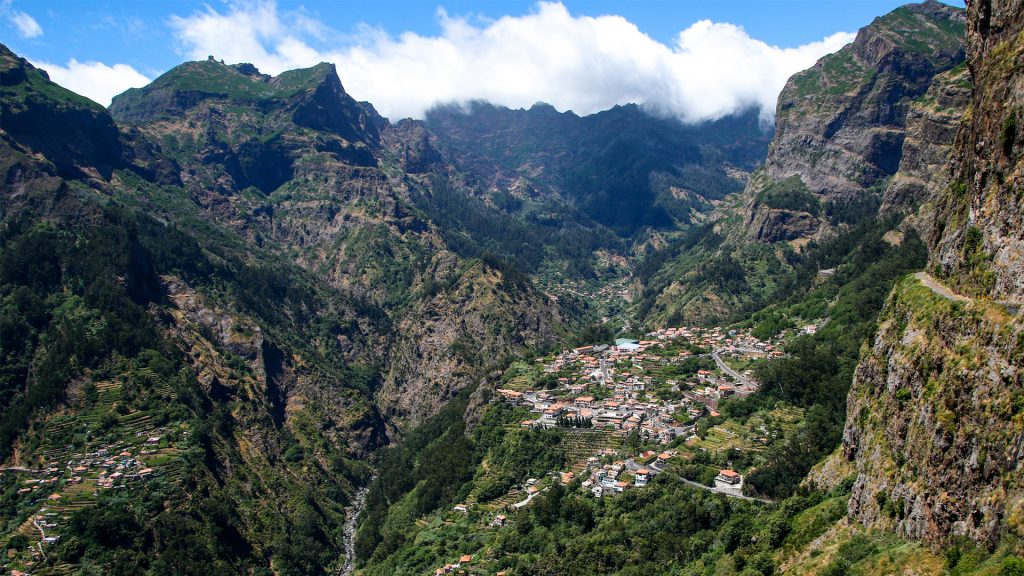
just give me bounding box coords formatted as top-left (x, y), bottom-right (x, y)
top-left (1, 0), bottom-right (1023, 574)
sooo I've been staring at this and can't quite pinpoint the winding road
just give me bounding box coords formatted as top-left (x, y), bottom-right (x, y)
top-left (712, 351), bottom-right (755, 388)
top-left (511, 487), bottom-right (546, 510)
top-left (32, 516), bottom-right (48, 560)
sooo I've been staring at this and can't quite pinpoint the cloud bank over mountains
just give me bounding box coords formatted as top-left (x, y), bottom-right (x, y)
top-left (37, 1), bottom-right (855, 122)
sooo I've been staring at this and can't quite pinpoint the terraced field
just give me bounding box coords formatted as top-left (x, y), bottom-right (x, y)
top-left (691, 406), bottom-right (803, 455)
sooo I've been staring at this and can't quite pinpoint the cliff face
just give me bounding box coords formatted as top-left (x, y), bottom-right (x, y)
top-left (843, 0), bottom-right (1024, 549)
top-left (746, 1), bottom-right (966, 242)
top-left (930, 0), bottom-right (1024, 301)
top-left (843, 276), bottom-right (1023, 547)
top-left (881, 64), bottom-right (972, 236)
top-left (0, 45), bottom-right (124, 179)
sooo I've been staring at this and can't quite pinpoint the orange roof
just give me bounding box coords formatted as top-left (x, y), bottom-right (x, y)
top-left (636, 468), bottom-right (649, 475)
top-left (459, 554), bottom-right (472, 563)
top-left (719, 469), bottom-right (739, 477)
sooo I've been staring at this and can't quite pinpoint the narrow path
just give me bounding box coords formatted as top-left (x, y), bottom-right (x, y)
top-left (913, 272), bottom-right (969, 302)
top-left (339, 480), bottom-right (373, 576)
top-left (679, 478), bottom-right (774, 504)
top-left (511, 487), bottom-right (546, 510)
top-left (33, 516), bottom-right (47, 560)
top-left (914, 271), bottom-right (1021, 314)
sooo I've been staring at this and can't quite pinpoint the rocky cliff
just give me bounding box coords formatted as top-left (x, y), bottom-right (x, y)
top-left (843, 276), bottom-right (1023, 548)
top-left (930, 0), bottom-right (1024, 300)
top-left (880, 63), bottom-right (972, 236)
top-left (842, 0), bottom-right (1024, 550)
top-left (746, 0), bottom-right (966, 242)
top-left (634, 2), bottom-right (970, 329)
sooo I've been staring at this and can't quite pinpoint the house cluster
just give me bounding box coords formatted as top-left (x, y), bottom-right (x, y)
top-left (42, 441), bottom-right (161, 492)
top-left (498, 326), bottom-right (780, 444)
top-left (580, 450), bottom-right (676, 498)
top-left (503, 387), bottom-right (693, 445)
top-left (647, 326), bottom-right (782, 358)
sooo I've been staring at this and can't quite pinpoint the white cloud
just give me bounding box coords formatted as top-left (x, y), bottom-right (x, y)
top-left (169, 0), bottom-right (854, 123)
top-left (32, 59), bottom-right (151, 106)
top-left (3, 0), bottom-right (42, 38)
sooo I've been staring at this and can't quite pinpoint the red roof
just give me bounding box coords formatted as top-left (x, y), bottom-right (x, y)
top-left (719, 469), bottom-right (739, 477)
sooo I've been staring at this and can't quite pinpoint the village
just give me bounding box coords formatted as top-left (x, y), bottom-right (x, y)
top-left (498, 325), bottom-right (782, 447)
top-left (0, 392), bottom-right (185, 576)
top-left (427, 325), bottom-right (787, 575)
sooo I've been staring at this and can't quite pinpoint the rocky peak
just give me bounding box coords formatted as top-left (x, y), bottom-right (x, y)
top-left (110, 59), bottom-right (378, 145)
top-left (850, 1), bottom-right (966, 68)
top-left (108, 59), bottom-right (383, 194)
top-left (747, 1), bottom-right (966, 243)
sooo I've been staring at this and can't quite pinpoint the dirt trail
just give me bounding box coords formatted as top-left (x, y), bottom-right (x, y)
top-left (913, 272), bottom-right (969, 302)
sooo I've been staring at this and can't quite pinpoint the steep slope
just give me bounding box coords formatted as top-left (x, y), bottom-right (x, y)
top-left (930, 0), bottom-right (1024, 300)
top-left (879, 62), bottom-right (972, 235)
top-left (748, 0), bottom-right (966, 242)
top-left (0, 46), bottom-right (123, 180)
top-left (842, 0), bottom-right (1024, 549)
top-left (1, 45), bottom-right (384, 574)
top-left (636, 1), bottom-right (967, 327)
top-left (108, 58), bottom-right (563, 427)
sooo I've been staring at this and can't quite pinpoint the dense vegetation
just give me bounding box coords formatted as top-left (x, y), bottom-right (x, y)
top-left (754, 176), bottom-right (821, 215)
top-left (355, 393), bottom-right (569, 567)
top-left (726, 220), bottom-right (928, 498)
top-left (410, 175), bottom-right (621, 276)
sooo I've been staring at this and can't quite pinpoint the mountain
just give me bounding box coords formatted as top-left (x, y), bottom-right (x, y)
top-left (840, 0), bottom-right (1024, 549)
top-left (747, 0), bottom-right (966, 243)
top-left (1, 45), bottom-right (567, 573)
top-left (424, 101), bottom-right (771, 236)
top-left (106, 56), bottom-right (564, 427)
top-left (635, 0), bottom-right (967, 327)
top-left (2, 45), bottom-right (385, 573)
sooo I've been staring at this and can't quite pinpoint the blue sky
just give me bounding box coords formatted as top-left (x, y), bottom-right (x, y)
top-left (1, 1), bottom-right (964, 121)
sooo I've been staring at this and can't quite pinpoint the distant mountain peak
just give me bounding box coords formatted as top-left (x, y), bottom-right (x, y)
top-left (108, 58), bottom-right (352, 127)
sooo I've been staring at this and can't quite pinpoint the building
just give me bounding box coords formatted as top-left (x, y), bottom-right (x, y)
top-left (715, 469), bottom-right (741, 485)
